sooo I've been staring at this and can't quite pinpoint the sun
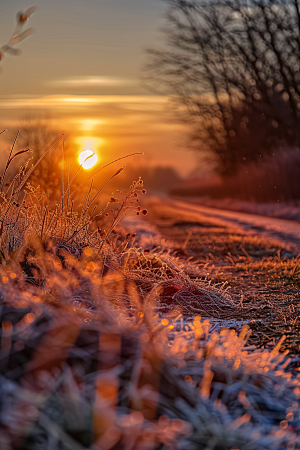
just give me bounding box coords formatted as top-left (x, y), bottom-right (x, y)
top-left (78, 149), bottom-right (98, 169)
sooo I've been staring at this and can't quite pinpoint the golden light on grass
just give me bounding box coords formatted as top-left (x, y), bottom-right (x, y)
top-left (78, 149), bottom-right (98, 169)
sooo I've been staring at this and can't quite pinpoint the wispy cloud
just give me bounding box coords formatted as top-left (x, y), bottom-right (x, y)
top-left (47, 76), bottom-right (136, 88)
top-left (0, 94), bottom-right (166, 109)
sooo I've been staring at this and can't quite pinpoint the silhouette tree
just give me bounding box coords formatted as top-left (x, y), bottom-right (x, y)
top-left (145, 0), bottom-right (300, 175)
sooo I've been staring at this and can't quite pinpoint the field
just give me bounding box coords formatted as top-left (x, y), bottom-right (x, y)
top-left (1, 143), bottom-right (300, 450)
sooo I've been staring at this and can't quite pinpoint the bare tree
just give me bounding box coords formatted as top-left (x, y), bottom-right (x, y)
top-left (145, 0), bottom-right (300, 175)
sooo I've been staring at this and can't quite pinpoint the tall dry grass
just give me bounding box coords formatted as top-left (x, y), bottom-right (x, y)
top-left (0, 129), bottom-right (147, 257)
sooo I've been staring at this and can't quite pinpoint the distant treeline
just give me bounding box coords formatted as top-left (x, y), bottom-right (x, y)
top-left (171, 149), bottom-right (300, 202)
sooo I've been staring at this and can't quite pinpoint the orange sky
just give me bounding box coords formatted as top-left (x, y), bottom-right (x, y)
top-left (0, 93), bottom-right (194, 175)
top-left (0, 1), bottom-right (198, 176)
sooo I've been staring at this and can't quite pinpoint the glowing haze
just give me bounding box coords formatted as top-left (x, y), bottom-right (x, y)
top-left (0, 0), bottom-right (196, 176)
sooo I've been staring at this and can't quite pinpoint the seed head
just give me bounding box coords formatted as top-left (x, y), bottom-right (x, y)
top-left (114, 166), bottom-right (126, 176)
top-left (18, 12), bottom-right (28, 22)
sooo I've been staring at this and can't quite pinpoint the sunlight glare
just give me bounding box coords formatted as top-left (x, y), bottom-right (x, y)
top-left (78, 149), bottom-right (98, 169)
top-left (80, 119), bottom-right (104, 132)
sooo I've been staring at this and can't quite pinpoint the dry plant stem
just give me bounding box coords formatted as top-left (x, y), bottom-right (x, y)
top-left (0, 129), bottom-right (20, 192)
top-left (7, 148), bottom-right (31, 168)
top-left (66, 197), bottom-right (98, 243)
top-left (64, 171), bottom-right (121, 243)
top-left (0, 180), bottom-right (28, 238)
top-left (36, 142), bottom-right (87, 234)
top-left (47, 154), bottom-right (142, 237)
top-left (65, 220), bottom-right (91, 243)
top-left (0, 135), bottom-right (62, 242)
top-left (85, 166), bottom-right (125, 213)
top-left (0, 7), bottom-right (35, 61)
top-left (79, 179), bottom-right (94, 221)
top-left (61, 139), bottom-right (65, 215)
top-left (99, 183), bottom-right (139, 252)
top-left (69, 152), bottom-right (144, 201)
top-left (46, 159), bottom-right (90, 234)
top-left (13, 134), bottom-right (64, 197)
top-left (66, 159), bottom-right (71, 215)
top-left (40, 206), bottom-right (48, 240)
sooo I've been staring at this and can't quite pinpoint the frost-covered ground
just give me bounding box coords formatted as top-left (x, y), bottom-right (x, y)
top-left (2, 193), bottom-right (300, 449)
top-left (130, 196), bottom-right (300, 354)
top-left (177, 196), bottom-right (300, 223)
top-left (163, 197), bottom-right (300, 254)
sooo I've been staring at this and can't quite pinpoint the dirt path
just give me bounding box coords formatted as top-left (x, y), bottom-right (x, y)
top-left (126, 196), bottom-right (300, 357)
top-left (157, 196), bottom-right (300, 254)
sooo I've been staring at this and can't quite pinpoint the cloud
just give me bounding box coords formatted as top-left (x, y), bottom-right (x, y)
top-left (47, 76), bottom-right (136, 88)
top-left (71, 119), bottom-right (106, 132)
top-left (0, 94), bottom-right (166, 109)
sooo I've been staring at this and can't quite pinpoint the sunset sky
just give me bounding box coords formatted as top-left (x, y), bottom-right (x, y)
top-left (0, 0), bottom-right (198, 176)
